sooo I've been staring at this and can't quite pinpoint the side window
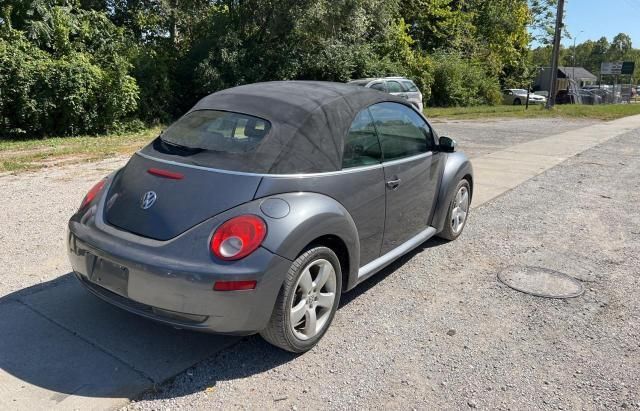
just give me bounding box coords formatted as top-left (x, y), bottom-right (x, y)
top-left (370, 82), bottom-right (386, 92)
top-left (342, 109), bottom-right (382, 169)
top-left (369, 102), bottom-right (433, 161)
top-left (386, 81), bottom-right (403, 93)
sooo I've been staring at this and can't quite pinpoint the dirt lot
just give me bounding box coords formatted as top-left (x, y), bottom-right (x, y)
top-left (2, 117), bottom-right (638, 410)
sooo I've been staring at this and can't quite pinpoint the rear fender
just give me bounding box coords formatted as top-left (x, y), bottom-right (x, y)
top-left (431, 152), bottom-right (473, 233)
top-left (257, 192), bottom-right (360, 286)
top-left (225, 192), bottom-right (360, 289)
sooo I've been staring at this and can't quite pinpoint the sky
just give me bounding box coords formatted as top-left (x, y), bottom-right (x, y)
top-left (559, 0), bottom-right (640, 46)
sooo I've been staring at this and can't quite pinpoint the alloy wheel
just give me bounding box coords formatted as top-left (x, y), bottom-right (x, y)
top-left (289, 259), bottom-right (337, 340)
top-left (451, 185), bottom-right (469, 234)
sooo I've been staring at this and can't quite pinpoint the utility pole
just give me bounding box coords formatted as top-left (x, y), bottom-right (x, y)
top-left (572, 30), bottom-right (584, 89)
top-left (546, 0), bottom-right (565, 109)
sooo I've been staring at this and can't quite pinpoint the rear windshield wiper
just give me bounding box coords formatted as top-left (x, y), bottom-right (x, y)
top-left (155, 137), bottom-right (204, 155)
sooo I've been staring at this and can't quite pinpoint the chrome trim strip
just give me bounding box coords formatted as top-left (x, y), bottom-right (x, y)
top-left (136, 150), bottom-right (432, 179)
top-left (382, 151), bottom-right (432, 167)
top-left (136, 151), bottom-right (384, 178)
top-left (357, 226), bottom-right (437, 282)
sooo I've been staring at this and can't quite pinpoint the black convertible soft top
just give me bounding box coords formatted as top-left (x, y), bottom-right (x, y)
top-left (147, 81), bottom-right (409, 174)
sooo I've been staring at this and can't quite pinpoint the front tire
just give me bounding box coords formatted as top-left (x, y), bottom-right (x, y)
top-left (438, 179), bottom-right (471, 241)
top-left (260, 246), bottom-right (342, 352)
top-left (513, 98), bottom-right (522, 105)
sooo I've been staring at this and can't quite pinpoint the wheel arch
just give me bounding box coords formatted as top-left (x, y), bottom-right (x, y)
top-left (301, 234), bottom-right (350, 293)
top-left (431, 152), bottom-right (474, 233)
top-left (258, 192), bottom-right (360, 290)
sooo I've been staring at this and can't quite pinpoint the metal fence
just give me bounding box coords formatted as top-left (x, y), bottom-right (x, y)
top-left (556, 79), bottom-right (636, 105)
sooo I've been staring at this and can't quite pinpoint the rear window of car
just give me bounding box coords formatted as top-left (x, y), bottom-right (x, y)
top-left (160, 110), bottom-right (271, 153)
top-left (400, 80), bottom-right (419, 92)
top-left (150, 110), bottom-right (278, 173)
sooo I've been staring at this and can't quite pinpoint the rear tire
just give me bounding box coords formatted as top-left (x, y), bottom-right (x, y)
top-left (513, 98), bottom-right (522, 105)
top-left (260, 247), bottom-right (342, 353)
top-left (437, 179), bottom-right (471, 241)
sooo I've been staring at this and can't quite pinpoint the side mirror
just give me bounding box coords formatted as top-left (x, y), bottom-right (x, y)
top-left (439, 136), bottom-right (457, 153)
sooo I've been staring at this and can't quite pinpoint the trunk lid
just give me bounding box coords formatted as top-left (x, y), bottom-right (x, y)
top-left (104, 153), bottom-right (261, 241)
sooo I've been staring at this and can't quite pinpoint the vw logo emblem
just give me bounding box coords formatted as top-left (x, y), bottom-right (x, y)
top-left (140, 191), bottom-right (157, 210)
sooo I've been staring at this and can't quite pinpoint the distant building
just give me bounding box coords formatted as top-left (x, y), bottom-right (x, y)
top-left (534, 67), bottom-right (597, 92)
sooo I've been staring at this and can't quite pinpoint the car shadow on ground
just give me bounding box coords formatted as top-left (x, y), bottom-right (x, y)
top-left (0, 237), bottom-right (446, 402)
top-left (0, 273), bottom-right (303, 401)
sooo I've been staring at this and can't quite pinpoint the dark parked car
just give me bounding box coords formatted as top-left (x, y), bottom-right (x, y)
top-left (67, 81), bottom-right (473, 352)
top-left (555, 89), bottom-right (602, 105)
top-left (555, 89), bottom-right (576, 105)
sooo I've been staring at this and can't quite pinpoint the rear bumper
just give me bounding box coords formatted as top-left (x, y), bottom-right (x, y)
top-left (67, 228), bottom-right (291, 334)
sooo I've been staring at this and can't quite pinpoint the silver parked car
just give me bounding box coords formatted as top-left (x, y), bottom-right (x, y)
top-left (67, 81), bottom-right (472, 353)
top-left (502, 89), bottom-right (546, 105)
top-left (348, 77), bottom-right (424, 112)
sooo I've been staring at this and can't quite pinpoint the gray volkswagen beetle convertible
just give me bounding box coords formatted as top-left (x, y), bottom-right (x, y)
top-left (67, 81), bottom-right (473, 352)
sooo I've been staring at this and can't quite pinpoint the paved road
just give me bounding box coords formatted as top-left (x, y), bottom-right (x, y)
top-left (1, 117), bottom-right (638, 410)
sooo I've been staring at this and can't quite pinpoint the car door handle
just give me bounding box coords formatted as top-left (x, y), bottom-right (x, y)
top-left (386, 178), bottom-right (401, 189)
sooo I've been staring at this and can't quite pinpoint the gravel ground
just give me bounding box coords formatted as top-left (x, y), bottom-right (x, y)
top-left (125, 129), bottom-right (640, 410)
top-left (0, 118), bottom-right (636, 410)
top-left (0, 157), bottom-right (127, 297)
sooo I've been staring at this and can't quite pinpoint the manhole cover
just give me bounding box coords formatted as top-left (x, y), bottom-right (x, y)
top-left (497, 266), bottom-right (584, 299)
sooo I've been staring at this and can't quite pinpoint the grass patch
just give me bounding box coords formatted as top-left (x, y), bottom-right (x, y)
top-left (426, 103), bottom-right (640, 121)
top-left (0, 127), bottom-right (162, 173)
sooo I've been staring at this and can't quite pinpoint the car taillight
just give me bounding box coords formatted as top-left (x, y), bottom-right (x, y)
top-left (79, 179), bottom-right (106, 210)
top-left (210, 215), bottom-right (267, 260)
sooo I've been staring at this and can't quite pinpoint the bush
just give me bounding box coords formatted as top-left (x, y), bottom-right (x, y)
top-left (0, 5), bottom-right (139, 139)
top-left (132, 44), bottom-right (178, 124)
top-left (429, 52), bottom-right (501, 107)
top-left (0, 33), bottom-right (138, 138)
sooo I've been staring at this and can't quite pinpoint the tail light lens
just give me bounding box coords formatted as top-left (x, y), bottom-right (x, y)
top-left (210, 215), bottom-right (267, 260)
top-left (79, 179), bottom-right (106, 210)
top-left (213, 280), bottom-right (257, 291)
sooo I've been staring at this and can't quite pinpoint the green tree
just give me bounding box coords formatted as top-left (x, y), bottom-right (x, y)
top-left (469, 0), bottom-right (530, 85)
top-left (608, 33), bottom-right (632, 61)
top-left (399, 0), bottom-right (474, 52)
top-left (528, 0), bottom-right (557, 45)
